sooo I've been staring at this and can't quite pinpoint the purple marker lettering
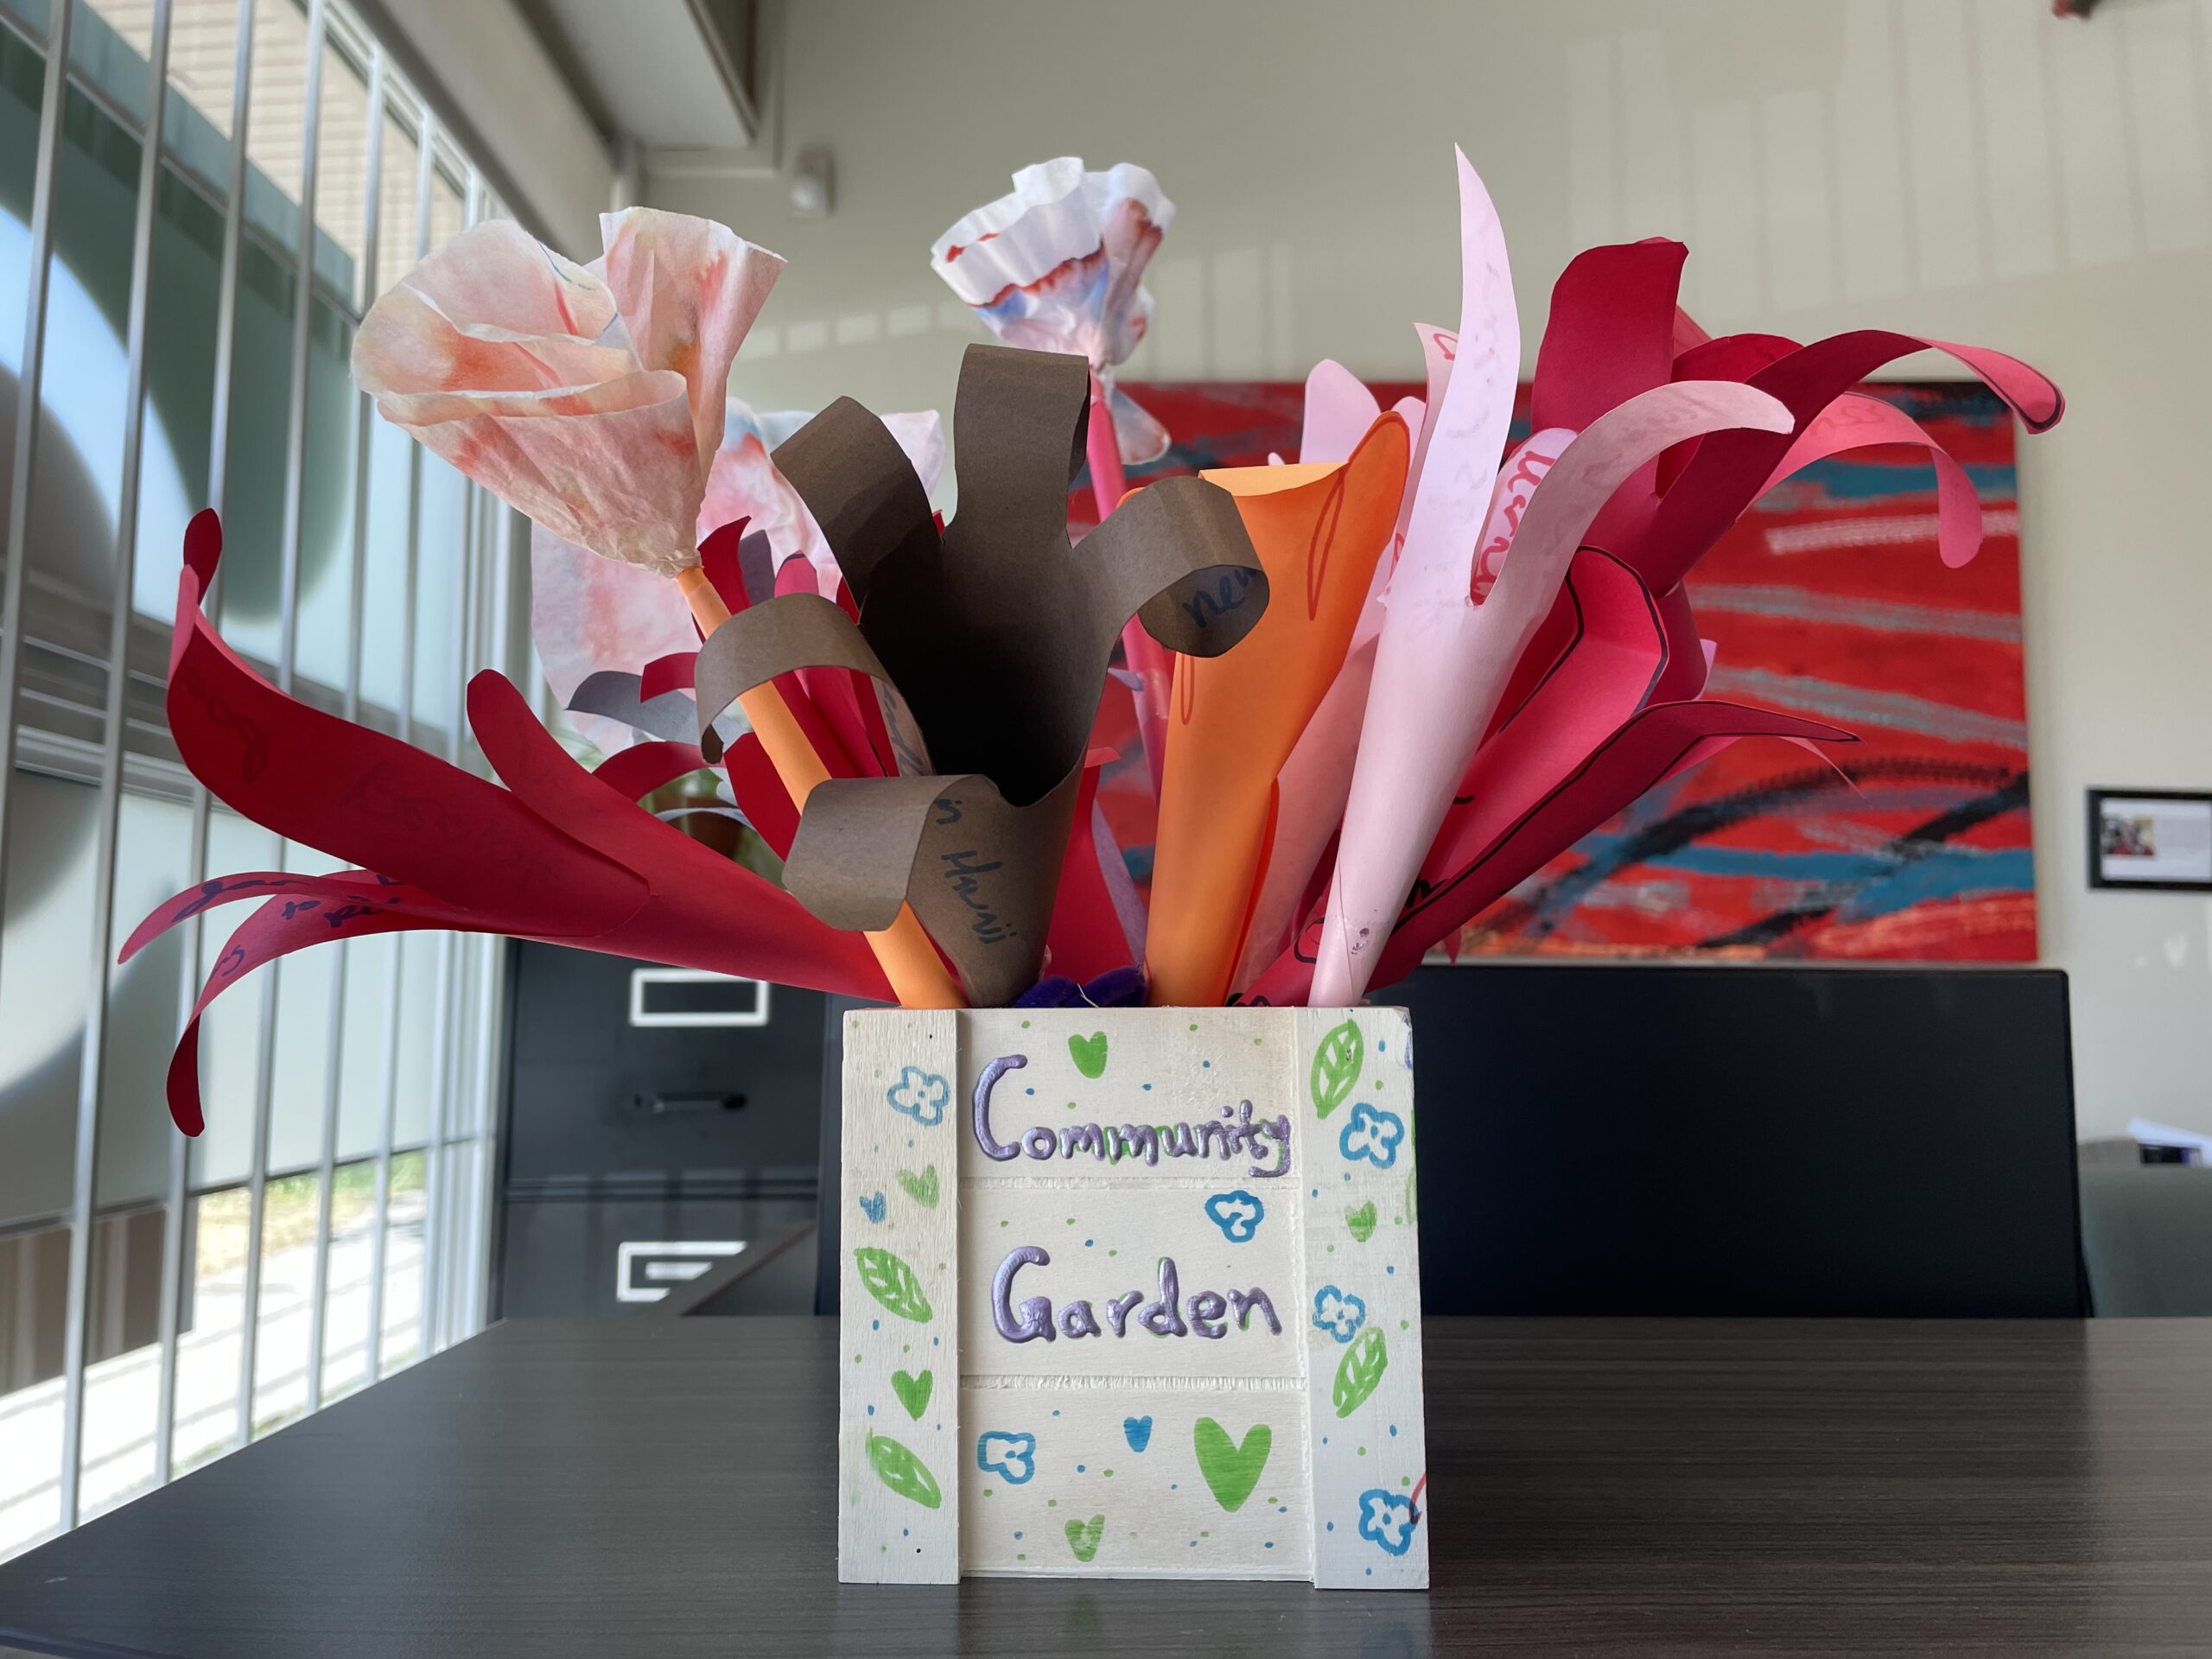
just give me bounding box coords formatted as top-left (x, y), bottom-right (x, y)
top-left (1187, 1290), bottom-right (1227, 1339)
top-left (1226, 1287), bottom-right (1281, 1334)
top-left (1104, 1290), bottom-right (1145, 1336)
top-left (992, 1245), bottom-right (1054, 1342)
top-left (1139, 1258), bottom-right (1187, 1337)
top-left (972, 1053), bottom-right (1027, 1161)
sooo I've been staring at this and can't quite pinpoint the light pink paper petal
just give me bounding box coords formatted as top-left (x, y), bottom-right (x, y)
top-left (531, 525), bottom-right (696, 753)
top-left (599, 207), bottom-right (785, 473)
top-left (368, 219), bottom-right (613, 350)
top-left (1762, 392), bottom-right (1983, 569)
top-left (1471, 427), bottom-right (1573, 602)
top-left (1228, 633), bottom-right (1377, 995)
top-left (1105, 383), bottom-right (1170, 467)
top-left (1299, 360), bottom-right (1383, 467)
top-left (391, 378), bottom-right (705, 575)
top-left (1313, 375), bottom-right (1794, 1005)
top-left (1308, 149), bottom-right (1520, 1004)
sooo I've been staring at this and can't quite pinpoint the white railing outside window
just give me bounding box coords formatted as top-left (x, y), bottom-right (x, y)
top-left (0, 0), bottom-right (523, 1560)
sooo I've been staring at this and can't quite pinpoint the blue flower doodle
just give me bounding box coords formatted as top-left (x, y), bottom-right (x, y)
top-left (976, 1430), bottom-right (1035, 1485)
top-left (887, 1065), bottom-right (950, 1127)
top-left (1338, 1101), bottom-right (1406, 1168)
top-left (1312, 1284), bottom-right (1367, 1344)
top-left (1357, 1488), bottom-right (1418, 1556)
top-left (1204, 1189), bottom-right (1266, 1243)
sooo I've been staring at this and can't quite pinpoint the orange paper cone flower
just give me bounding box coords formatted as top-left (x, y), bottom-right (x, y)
top-left (1144, 410), bottom-right (1411, 1007)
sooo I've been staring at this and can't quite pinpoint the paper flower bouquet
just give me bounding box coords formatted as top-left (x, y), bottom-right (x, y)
top-left (126, 148), bottom-right (2059, 1589)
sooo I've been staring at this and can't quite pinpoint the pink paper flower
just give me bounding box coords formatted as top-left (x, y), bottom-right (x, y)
top-left (353, 207), bottom-right (783, 575)
top-left (931, 157), bottom-right (1173, 464)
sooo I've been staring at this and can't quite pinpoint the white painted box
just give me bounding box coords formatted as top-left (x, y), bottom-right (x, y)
top-left (837, 1007), bottom-right (1427, 1588)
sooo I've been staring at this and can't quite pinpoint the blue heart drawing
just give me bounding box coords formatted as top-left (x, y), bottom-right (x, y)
top-left (858, 1191), bottom-right (887, 1224)
top-left (1122, 1414), bottom-right (1154, 1453)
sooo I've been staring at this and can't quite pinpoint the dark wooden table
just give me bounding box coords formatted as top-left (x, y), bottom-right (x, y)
top-left (3, 1318), bottom-right (2208, 1656)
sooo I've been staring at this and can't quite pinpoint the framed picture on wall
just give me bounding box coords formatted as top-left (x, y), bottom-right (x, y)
top-left (2088, 790), bottom-right (2212, 891)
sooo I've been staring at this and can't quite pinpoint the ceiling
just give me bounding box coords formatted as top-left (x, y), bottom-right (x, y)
top-left (517, 0), bottom-right (759, 154)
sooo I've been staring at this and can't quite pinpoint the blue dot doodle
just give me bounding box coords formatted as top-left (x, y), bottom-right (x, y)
top-left (1389, 1425), bottom-right (1399, 1437)
top-left (1325, 1521), bottom-right (1335, 1532)
top-left (867, 1404), bottom-right (875, 1415)
top-left (872, 1319), bottom-right (880, 1330)
top-left (1142, 1084), bottom-right (1153, 1092)
top-left (1077, 1464), bottom-right (1086, 1472)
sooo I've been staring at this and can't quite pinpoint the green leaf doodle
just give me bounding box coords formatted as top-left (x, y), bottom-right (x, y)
top-left (1332, 1327), bottom-right (1389, 1418)
top-left (1311, 1018), bottom-right (1362, 1120)
top-left (853, 1246), bottom-right (932, 1322)
top-left (866, 1432), bottom-right (943, 1509)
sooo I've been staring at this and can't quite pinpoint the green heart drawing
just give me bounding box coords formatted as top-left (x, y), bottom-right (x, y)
top-left (1068, 1031), bottom-right (1109, 1079)
top-left (1192, 1418), bottom-right (1272, 1513)
top-left (1065, 1512), bottom-right (1106, 1562)
top-left (895, 1164), bottom-right (939, 1209)
top-left (891, 1368), bottom-right (932, 1420)
top-left (1345, 1200), bottom-right (1377, 1243)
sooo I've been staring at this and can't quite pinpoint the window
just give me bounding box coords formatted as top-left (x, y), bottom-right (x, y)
top-left (0, 0), bottom-right (519, 1560)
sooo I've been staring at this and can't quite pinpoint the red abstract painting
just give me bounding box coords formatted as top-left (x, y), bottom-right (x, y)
top-left (1079, 379), bottom-right (2035, 964)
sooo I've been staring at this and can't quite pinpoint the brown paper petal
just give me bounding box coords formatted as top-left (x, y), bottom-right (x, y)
top-left (770, 399), bottom-right (939, 606)
top-left (690, 592), bottom-right (931, 774)
top-left (774, 343), bottom-right (1267, 807)
top-left (784, 772), bottom-right (1079, 1008)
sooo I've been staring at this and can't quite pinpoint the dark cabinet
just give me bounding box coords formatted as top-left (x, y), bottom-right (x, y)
top-left (496, 943), bottom-right (827, 1317)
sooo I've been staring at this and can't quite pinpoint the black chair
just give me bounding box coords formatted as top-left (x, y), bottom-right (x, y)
top-left (1394, 963), bottom-right (2084, 1317)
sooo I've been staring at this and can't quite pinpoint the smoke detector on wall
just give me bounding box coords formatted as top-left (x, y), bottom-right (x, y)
top-left (791, 146), bottom-right (835, 218)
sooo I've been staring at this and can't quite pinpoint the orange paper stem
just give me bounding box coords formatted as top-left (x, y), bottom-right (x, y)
top-left (677, 568), bottom-right (964, 1010)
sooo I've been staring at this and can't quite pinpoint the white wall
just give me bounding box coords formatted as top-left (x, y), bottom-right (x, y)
top-left (652, 0), bottom-right (2212, 1141)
